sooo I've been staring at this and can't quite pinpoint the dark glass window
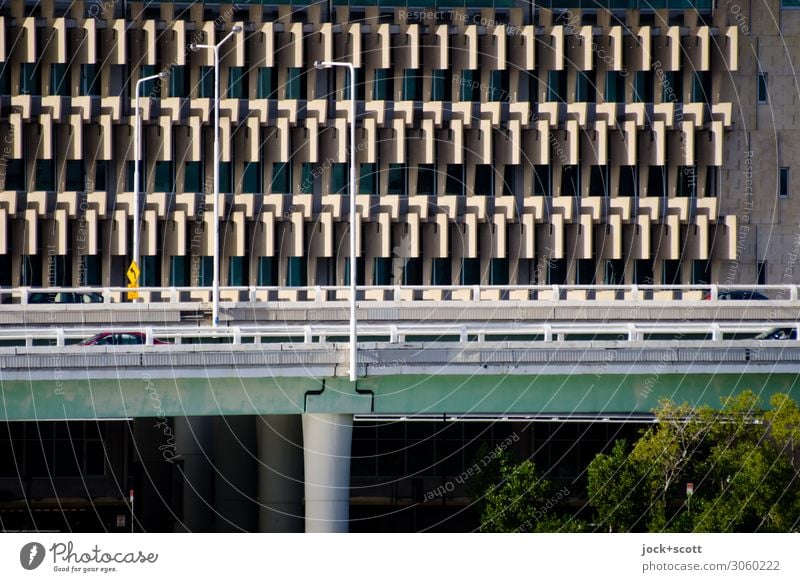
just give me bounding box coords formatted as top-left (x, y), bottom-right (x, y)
top-left (548, 70), bottom-right (566, 102)
top-left (387, 164), bottom-right (407, 195)
top-left (199, 256), bottom-right (213, 286)
top-left (604, 71), bottom-right (625, 102)
top-left (374, 258), bottom-right (393, 285)
top-left (561, 165), bottom-right (580, 197)
top-left (257, 257), bottom-right (277, 286)
top-left (662, 260), bottom-right (682, 285)
top-left (431, 70), bottom-right (450, 101)
top-left (170, 256), bottom-right (189, 286)
top-left (286, 67), bottom-right (304, 99)
top-left (2, 160), bottom-right (24, 191)
top-left (169, 65), bottom-right (188, 98)
top-left (446, 164), bottom-right (465, 196)
top-left (589, 165), bottom-right (609, 197)
top-left (619, 166), bottom-right (638, 197)
top-left (460, 70), bottom-right (478, 101)
top-left (489, 69), bottom-right (509, 102)
top-left (402, 69), bottom-right (421, 101)
top-left (373, 69), bottom-right (393, 100)
top-left (634, 259), bottom-right (654, 285)
top-left (490, 258), bottom-right (509, 285)
top-left (474, 165), bottom-right (493, 196)
top-left (692, 259), bottom-right (711, 285)
top-left (287, 256), bottom-right (307, 287)
top-left (242, 162), bottom-right (261, 194)
top-left (139, 65), bottom-right (156, 97)
top-left (271, 162), bottom-right (291, 194)
top-left (417, 164), bottom-right (435, 196)
top-left (757, 72), bottom-right (768, 103)
top-left (300, 163), bottom-right (314, 194)
top-left (257, 67), bottom-right (276, 99)
top-left (431, 258), bottom-right (451, 285)
top-left (648, 166), bottom-right (666, 197)
top-left (604, 259), bottom-right (624, 284)
top-left (678, 166), bottom-right (697, 197)
top-left (779, 167), bottom-right (789, 197)
top-left (331, 163), bottom-right (347, 195)
top-left (343, 257), bottom-right (366, 286)
top-left (50, 63), bottom-right (69, 96)
top-left (228, 256), bottom-right (247, 286)
top-left (35, 159), bottom-right (55, 191)
top-left (534, 165), bottom-right (551, 196)
top-left (662, 71), bottom-right (682, 103)
top-left (460, 258), bottom-right (481, 285)
top-left (227, 66), bottom-right (245, 99)
top-left (65, 160), bottom-right (85, 191)
top-left (576, 258), bottom-right (596, 285)
top-left (634, 70), bottom-right (653, 103)
top-left (576, 70), bottom-right (596, 103)
top-left (184, 161), bottom-right (202, 193)
top-left (360, 163), bottom-right (377, 195)
top-left (154, 161), bottom-right (174, 192)
top-left (403, 257), bottom-right (422, 285)
top-left (20, 62), bottom-right (40, 95)
top-left (199, 66), bottom-right (213, 98)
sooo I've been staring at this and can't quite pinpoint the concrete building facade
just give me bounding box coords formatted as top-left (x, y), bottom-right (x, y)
top-left (1, 0), bottom-right (799, 533)
top-left (5, 0), bottom-right (794, 298)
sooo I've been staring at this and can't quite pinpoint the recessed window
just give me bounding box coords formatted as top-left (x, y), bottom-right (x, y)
top-left (757, 261), bottom-right (767, 285)
top-left (758, 71), bottom-right (768, 103)
top-left (780, 167), bottom-right (790, 197)
top-left (199, 66), bottom-right (214, 98)
top-left (271, 162), bottom-right (291, 194)
top-left (387, 164), bottom-right (407, 195)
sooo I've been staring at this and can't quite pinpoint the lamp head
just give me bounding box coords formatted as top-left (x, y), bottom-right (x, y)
top-left (232, 25), bottom-right (242, 33)
top-left (158, 71), bottom-right (170, 80)
top-left (188, 42), bottom-right (197, 51)
top-left (314, 61), bottom-right (332, 70)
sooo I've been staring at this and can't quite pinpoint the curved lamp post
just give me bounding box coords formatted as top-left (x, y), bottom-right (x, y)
top-left (190, 25), bottom-right (242, 326)
top-left (314, 60), bottom-right (357, 382)
top-left (133, 71), bottom-right (170, 301)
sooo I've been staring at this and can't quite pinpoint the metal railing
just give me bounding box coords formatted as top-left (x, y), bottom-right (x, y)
top-left (0, 321), bottom-right (797, 347)
top-left (2, 284), bottom-right (799, 305)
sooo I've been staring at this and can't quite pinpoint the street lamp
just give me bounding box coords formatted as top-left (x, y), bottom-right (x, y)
top-left (314, 60), bottom-right (357, 382)
top-left (133, 71), bottom-right (170, 301)
top-left (190, 25), bottom-right (242, 327)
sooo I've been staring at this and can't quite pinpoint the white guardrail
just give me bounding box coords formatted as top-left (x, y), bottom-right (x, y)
top-left (0, 284), bottom-right (799, 304)
top-left (0, 322), bottom-right (798, 347)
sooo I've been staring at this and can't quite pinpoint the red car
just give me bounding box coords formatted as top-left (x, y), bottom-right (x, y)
top-left (79, 332), bottom-right (168, 346)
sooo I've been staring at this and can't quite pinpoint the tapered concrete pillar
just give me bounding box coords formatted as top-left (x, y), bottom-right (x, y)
top-left (213, 416), bottom-right (257, 532)
top-left (257, 415), bottom-right (304, 532)
top-left (302, 413), bottom-right (353, 533)
top-left (174, 416), bottom-right (214, 532)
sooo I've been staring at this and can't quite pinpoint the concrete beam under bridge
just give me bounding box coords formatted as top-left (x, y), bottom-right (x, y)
top-left (0, 371), bottom-right (797, 420)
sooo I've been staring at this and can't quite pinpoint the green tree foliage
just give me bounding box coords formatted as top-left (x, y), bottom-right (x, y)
top-left (481, 392), bottom-right (800, 533)
top-left (586, 391), bottom-right (800, 532)
top-left (478, 455), bottom-right (582, 532)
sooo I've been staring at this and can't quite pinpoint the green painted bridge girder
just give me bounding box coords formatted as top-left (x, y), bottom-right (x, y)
top-left (1, 373), bottom-right (798, 421)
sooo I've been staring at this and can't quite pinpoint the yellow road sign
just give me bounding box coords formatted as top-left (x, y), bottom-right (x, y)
top-left (127, 290), bottom-right (139, 300)
top-left (127, 261), bottom-right (140, 284)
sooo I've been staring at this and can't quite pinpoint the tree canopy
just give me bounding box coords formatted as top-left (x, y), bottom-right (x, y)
top-left (477, 391), bottom-right (800, 533)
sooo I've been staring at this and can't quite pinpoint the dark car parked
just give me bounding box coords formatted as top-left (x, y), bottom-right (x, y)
top-left (78, 332), bottom-right (168, 346)
top-left (28, 291), bottom-right (104, 304)
top-left (755, 328), bottom-right (798, 340)
top-left (703, 290), bottom-right (769, 300)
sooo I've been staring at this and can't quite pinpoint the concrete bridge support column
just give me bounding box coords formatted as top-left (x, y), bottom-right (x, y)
top-left (302, 413), bottom-right (353, 533)
top-left (213, 415), bottom-right (257, 532)
top-left (257, 415), bottom-right (304, 532)
top-left (174, 416), bottom-right (214, 532)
